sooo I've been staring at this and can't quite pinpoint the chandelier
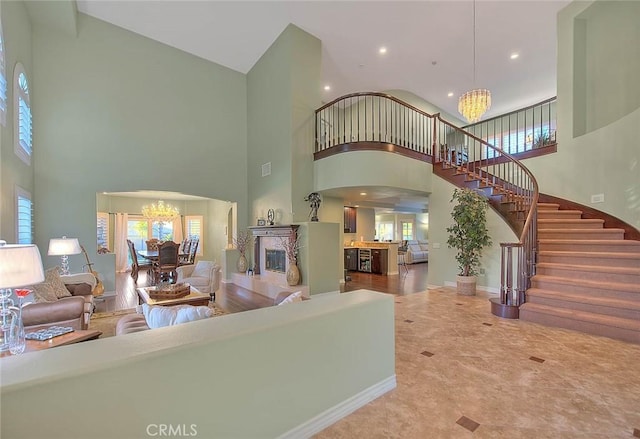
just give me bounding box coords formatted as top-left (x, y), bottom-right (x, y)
top-left (141, 200), bottom-right (180, 223)
top-left (458, 0), bottom-right (491, 123)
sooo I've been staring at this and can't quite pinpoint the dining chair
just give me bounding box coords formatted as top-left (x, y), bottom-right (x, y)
top-left (153, 241), bottom-right (180, 284)
top-left (127, 240), bottom-right (153, 283)
top-left (146, 238), bottom-right (160, 251)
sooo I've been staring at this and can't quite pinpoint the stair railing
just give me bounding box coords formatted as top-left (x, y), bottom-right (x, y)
top-left (315, 92), bottom-right (434, 156)
top-left (315, 93), bottom-right (539, 310)
top-left (434, 114), bottom-right (539, 309)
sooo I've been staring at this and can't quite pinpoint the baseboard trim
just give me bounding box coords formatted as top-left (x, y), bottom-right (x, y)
top-left (278, 375), bottom-right (396, 439)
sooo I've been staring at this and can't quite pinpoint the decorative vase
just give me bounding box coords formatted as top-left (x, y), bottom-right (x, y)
top-left (286, 262), bottom-right (300, 286)
top-left (456, 275), bottom-right (477, 296)
top-left (9, 302), bottom-right (26, 355)
top-left (237, 254), bottom-right (248, 273)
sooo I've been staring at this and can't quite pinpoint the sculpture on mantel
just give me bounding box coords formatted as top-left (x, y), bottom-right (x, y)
top-left (305, 192), bottom-right (322, 222)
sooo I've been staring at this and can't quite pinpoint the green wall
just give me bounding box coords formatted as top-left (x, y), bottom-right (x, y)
top-left (27, 11), bottom-right (247, 288)
top-left (526, 0), bottom-right (640, 231)
top-left (247, 24), bottom-right (321, 226)
top-left (0, 0), bottom-right (33, 242)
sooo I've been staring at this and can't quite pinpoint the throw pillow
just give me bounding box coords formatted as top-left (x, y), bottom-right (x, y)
top-left (142, 304), bottom-right (213, 329)
top-left (31, 282), bottom-right (59, 303)
top-left (44, 267), bottom-right (72, 299)
top-left (277, 291), bottom-right (303, 306)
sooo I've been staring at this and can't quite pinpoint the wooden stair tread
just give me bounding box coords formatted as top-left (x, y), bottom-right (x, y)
top-left (537, 219), bottom-right (604, 225)
top-left (536, 262), bottom-right (640, 276)
top-left (532, 274), bottom-right (640, 293)
top-left (526, 288), bottom-right (640, 310)
top-left (537, 250), bottom-right (640, 261)
top-left (538, 238), bottom-right (640, 247)
top-left (538, 209), bottom-right (583, 215)
top-left (537, 203), bottom-right (560, 209)
top-left (520, 302), bottom-right (640, 331)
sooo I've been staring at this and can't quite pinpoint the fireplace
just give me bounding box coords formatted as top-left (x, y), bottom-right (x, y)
top-left (265, 249), bottom-right (286, 273)
top-left (248, 224), bottom-right (299, 277)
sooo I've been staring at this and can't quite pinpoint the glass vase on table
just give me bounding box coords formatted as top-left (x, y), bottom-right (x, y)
top-left (9, 289), bottom-right (30, 355)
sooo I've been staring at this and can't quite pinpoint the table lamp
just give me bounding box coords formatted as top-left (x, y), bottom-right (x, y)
top-left (48, 236), bottom-right (82, 275)
top-left (0, 240), bottom-right (45, 352)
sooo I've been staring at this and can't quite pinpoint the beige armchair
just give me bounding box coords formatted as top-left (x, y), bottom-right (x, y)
top-left (22, 272), bottom-right (97, 331)
top-left (176, 261), bottom-right (221, 301)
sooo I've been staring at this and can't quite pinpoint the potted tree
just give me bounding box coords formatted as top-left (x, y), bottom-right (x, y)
top-left (446, 188), bottom-right (492, 295)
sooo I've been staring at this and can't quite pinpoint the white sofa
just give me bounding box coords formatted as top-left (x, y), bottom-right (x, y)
top-left (405, 240), bottom-right (428, 264)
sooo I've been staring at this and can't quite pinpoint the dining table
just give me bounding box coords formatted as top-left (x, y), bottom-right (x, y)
top-left (138, 250), bottom-right (188, 261)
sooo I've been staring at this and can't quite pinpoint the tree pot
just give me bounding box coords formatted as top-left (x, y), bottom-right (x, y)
top-left (456, 275), bottom-right (477, 296)
top-left (286, 262), bottom-right (300, 286)
top-left (237, 254), bottom-right (248, 273)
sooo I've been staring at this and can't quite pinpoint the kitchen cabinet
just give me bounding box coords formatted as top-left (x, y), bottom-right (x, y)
top-left (344, 248), bottom-right (359, 271)
top-left (344, 207), bottom-right (357, 233)
top-left (371, 249), bottom-right (388, 275)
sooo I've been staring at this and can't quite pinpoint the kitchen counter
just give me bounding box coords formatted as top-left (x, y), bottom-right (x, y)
top-left (344, 242), bottom-right (399, 275)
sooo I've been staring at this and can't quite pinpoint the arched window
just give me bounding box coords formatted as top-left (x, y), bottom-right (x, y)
top-left (0, 19), bottom-right (7, 126)
top-left (14, 63), bottom-right (32, 165)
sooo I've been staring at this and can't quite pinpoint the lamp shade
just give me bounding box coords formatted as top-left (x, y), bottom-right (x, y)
top-left (0, 242), bottom-right (45, 288)
top-left (48, 236), bottom-right (82, 256)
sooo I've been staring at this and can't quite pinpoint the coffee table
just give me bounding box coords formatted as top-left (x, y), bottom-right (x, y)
top-left (0, 329), bottom-right (102, 357)
top-left (137, 286), bottom-right (210, 307)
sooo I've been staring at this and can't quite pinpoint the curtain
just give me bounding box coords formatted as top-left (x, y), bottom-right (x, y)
top-left (173, 216), bottom-right (184, 244)
top-left (114, 213), bottom-right (129, 273)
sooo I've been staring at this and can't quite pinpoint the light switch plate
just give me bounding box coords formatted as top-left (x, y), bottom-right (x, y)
top-left (591, 193), bottom-right (604, 203)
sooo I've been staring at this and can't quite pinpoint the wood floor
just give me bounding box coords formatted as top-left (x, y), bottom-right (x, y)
top-left (95, 262), bottom-right (429, 314)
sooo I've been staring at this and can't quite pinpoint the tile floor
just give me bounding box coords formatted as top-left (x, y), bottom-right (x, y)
top-left (315, 287), bottom-right (640, 438)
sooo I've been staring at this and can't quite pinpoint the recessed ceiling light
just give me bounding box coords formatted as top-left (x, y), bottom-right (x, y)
top-left (324, 85), bottom-right (331, 91)
top-left (360, 192), bottom-right (367, 196)
top-left (447, 92), bottom-right (454, 97)
top-left (379, 47), bottom-right (387, 54)
top-left (510, 53), bottom-right (519, 60)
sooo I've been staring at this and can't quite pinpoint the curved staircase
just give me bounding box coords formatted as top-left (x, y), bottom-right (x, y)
top-left (520, 203), bottom-right (640, 343)
top-left (315, 92), bottom-right (640, 344)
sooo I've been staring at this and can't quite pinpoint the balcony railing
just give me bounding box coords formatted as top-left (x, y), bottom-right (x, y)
top-left (315, 92), bottom-right (435, 156)
top-left (462, 97), bottom-right (557, 155)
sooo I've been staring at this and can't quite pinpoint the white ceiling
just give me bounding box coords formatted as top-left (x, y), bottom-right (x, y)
top-left (78, 0), bottom-right (569, 212)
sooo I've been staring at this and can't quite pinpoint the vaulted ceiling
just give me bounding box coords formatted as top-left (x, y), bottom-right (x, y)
top-left (75, 1), bottom-right (570, 212)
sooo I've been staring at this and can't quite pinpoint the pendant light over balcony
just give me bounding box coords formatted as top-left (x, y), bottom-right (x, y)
top-left (458, 0), bottom-right (491, 123)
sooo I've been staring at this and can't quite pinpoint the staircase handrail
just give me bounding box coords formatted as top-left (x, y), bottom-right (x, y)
top-left (434, 114), bottom-right (539, 244)
top-left (316, 91), bottom-right (436, 118)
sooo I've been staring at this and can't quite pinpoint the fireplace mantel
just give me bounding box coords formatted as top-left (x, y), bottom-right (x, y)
top-left (248, 225), bottom-right (299, 275)
top-left (248, 224), bottom-right (299, 237)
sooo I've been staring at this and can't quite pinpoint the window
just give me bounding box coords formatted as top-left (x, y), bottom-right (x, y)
top-left (0, 20), bottom-right (7, 126)
top-left (185, 215), bottom-right (203, 255)
top-left (16, 187), bottom-right (33, 244)
top-left (402, 222), bottom-right (414, 240)
top-left (97, 212), bottom-right (110, 253)
top-left (376, 222), bottom-right (394, 241)
top-left (14, 63), bottom-right (32, 165)
top-left (126, 216), bottom-right (176, 254)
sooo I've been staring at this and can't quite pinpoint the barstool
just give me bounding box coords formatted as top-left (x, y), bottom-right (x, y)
top-left (398, 250), bottom-right (408, 274)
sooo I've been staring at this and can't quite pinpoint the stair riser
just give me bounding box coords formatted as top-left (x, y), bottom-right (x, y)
top-left (531, 278), bottom-right (639, 301)
top-left (537, 254), bottom-right (640, 268)
top-left (525, 295), bottom-right (640, 320)
top-left (537, 211), bottom-right (583, 220)
top-left (538, 221), bottom-right (603, 230)
top-left (520, 308), bottom-right (640, 344)
top-left (536, 266), bottom-right (640, 284)
top-left (538, 230), bottom-right (625, 240)
top-left (538, 241), bottom-right (640, 253)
